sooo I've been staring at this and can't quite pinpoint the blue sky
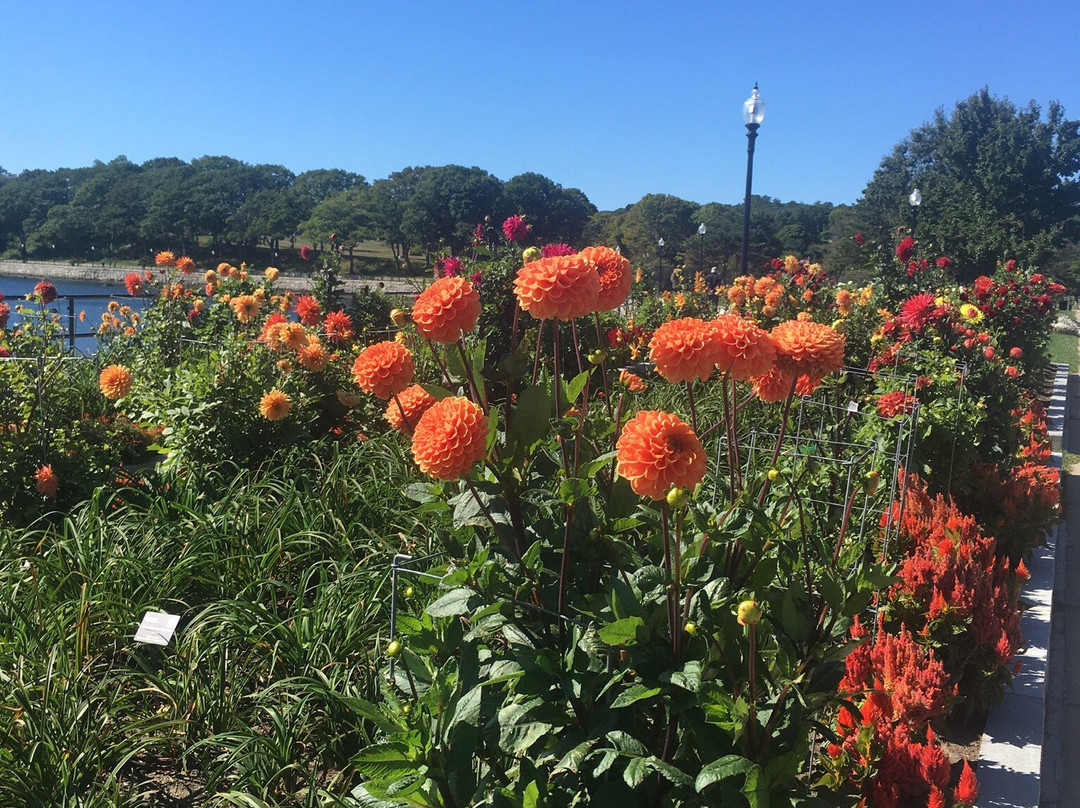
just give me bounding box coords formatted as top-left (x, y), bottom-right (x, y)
top-left (3, 1), bottom-right (1078, 211)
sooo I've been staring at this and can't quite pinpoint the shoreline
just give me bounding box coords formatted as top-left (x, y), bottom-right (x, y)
top-left (0, 259), bottom-right (419, 296)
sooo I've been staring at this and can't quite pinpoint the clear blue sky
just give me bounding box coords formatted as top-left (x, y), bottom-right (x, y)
top-left (3, 1), bottom-right (1078, 211)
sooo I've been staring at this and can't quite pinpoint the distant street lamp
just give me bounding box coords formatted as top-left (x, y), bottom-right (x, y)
top-left (656, 237), bottom-right (665, 292)
top-left (698, 223), bottom-right (707, 273)
top-left (740, 83), bottom-right (766, 276)
top-left (909, 188), bottom-right (922, 237)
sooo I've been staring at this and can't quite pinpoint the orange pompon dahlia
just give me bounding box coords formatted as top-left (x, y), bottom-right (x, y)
top-left (99, 364), bottom-right (133, 400)
top-left (294, 294), bottom-right (322, 326)
top-left (648, 317), bottom-right (721, 383)
top-left (259, 389), bottom-right (291, 421)
top-left (322, 310), bottom-right (354, 343)
top-left (410, 396), bottom-right (489, 480)
top-left (385, 384), bottom-right (438, 433)
top-left (514, 253), bottom-right (600, 320)
top-left (296, 338), bottom-right (328, 372)
top-left (616, 410), bottom-right (706, 500)
top-left (771, 319), bottom-right (846, 381)
top-left (580, 246), bottom-right (632, 312)
top-left (750, 366), bottom-right (795, 403)
top-left (34, 464), bottom-right (59, 497)
top-left (412, 276), bottom-right (482, 343)
top-left (712, 314), bottom-right (777, 381)
top-left (230, 294), bottom-right (261, 323)
top-left (154, 250), bottom-right (176, 267)
top-left (352, 340), bottom-right (415, 399)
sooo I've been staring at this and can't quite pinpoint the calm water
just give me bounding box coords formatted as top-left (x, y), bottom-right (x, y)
top-left (0, 275), bottom-right (147, 353)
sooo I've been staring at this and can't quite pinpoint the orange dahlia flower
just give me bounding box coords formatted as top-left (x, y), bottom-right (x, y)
top-left (352, 341), bottom-right (415, 399)
top-left (231, 294), bottom-right (261, 323)
top-left (794, 374), bottom-right (821, 397)
top-left (175, 255), bottom-right (195, 275)
top-left (412, 276), bottom-right (482, 343)
top-left (712, 314), bottom-right (777, 381)
top-left (259, 389), bottom-right (291, 421)
top-left (154, 251), bottom-right (176, 267)
top-left (619, 369), bottom-right (648, 393)
top-left (323, 310), bottom-right (354, 343)
top-left (294, 294), bottom-right (322, 326)
top-left (277, 323), bottom-right (307, 351)
top-left (296, 338), bottom-right (328, 372)
top-left (410, 396), bottom-right (489, 480)
top-left (514, 253), bottom-right (599, 320)
top-left (385, 384), bottom-right (438, 433)
top-left (580, 246), bottom-right (632, 312)
top-left (260, 313), bottom-right (288, 350)
top-left (34, 464), bottom-right (59, 497)
top-left (264, 266), bottom-right (279, 281)
top-left (616, 410), bottom-right (706, 500)
top-left (99, 364), bottom-right (133, 400)
top-left (771, 320), bottom-right (846, 381)
top-left (751, 366), bottom-right (795, 403)
top-left (648, 317), bottom-right (721, 384)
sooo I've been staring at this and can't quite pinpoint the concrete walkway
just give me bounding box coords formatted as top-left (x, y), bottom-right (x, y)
top-left (1039, 370), bottom-right (1080, 808)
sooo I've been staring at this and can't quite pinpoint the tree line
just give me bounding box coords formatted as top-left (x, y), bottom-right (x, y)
top-left (1, 89), bottom-right (1077, 285)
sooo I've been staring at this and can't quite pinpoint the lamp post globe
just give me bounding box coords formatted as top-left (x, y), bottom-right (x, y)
top-left (698, 223), bottom-right (707, 273)
top-left (909, 187), bottom-right (921, 236)
top-left (656, 237), bottom-right (665, 293)
top-left (740, 84), bottom-right (765, 276)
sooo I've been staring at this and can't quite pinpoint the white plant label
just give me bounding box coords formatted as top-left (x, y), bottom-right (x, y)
top-left (847, 400), bottom-right (859, 413)
top-left (134, 611), bottom-right (180, 646)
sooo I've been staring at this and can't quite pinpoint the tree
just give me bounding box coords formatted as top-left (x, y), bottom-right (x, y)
top-left (401, 165), bottom-right (502, 255)
top-left (498, 172), bottom-right (596, 245)
top-left (859, 89), bottom-right (1080, 278)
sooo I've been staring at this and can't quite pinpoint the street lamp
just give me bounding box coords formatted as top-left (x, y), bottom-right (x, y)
top-left (656, 237), bottom-right (666, 292)
top-left (909, 188), bottom-right (922, 237)
top-left (698, 223), bottom-right (707, 273)
top-left (740, 83), bottom-right (766, 276)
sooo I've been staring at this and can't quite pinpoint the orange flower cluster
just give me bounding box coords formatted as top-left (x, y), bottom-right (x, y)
top-left (99, 364), bottom-right (133, 400)
top-left (34, 464), bottom-right (59, 497)
top-left (412, 276), bottom-right (482, 343)
top-left (410, 396), bottom-right (489, 479)
top-left (385, 384), bottom-right (437, 433)
top-left (615, 410), bottom-right (706, 500)
top-left (712, 314), bottom-right (777, 381)
top-left (294, 295), bottom-right (322, 326)
top-left (514, 253), bottom-right (599, 320)
top-left (322, 310), bottom-right (354, 344)
top-left (175, 255), bottom-right (195, 275)
top-left (771, 319), bottom-right (845, 381)
top-left (648, 317), bottom-right (721, 383)
top-left (579, 245), bottom-right (632, 312)
top-left (296, 338), bottom-right (328, 372)
top-left (259, 389), bottom-right (291, 421)
top-left (230, 294), bottom-right (261, 323)
top-left (352, 341), bottom-right (414, 399)
top-left (154, 251), bottom-right (175, 267)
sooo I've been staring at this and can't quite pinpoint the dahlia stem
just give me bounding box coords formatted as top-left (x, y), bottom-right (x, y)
top-left (556, 504), bottom-right (576, 647)
top-left (747, 623), bottom-right (758, 751)
top-left (531, 320), bottom-right (545, 387)
top-left (660, 502), bottom-right (678, 657)
top-left (731, 375), bottom-right (743, 493)
top-left (673, 511), bottom-right (683, 660)
top-left (552, 321), bottom-right (570, 474)
top-left (570, 319), bottom-right (585, 377)
top-left (463, 477), bottom-right (507, 555)
top-left (593, 312), bottom-right (613, 418)
top-left (391, 392), bottom-right (415, 434)
top-left (685, 381), bottom-right (699, 434)
top-left (456, 337), bottom-right (485, 410)
top-left (424, 338), bottom-right (452, 389)
top-left (759, 378), bottom-right (798, 506)
top-left (720, 374), bottom-right (736, 503)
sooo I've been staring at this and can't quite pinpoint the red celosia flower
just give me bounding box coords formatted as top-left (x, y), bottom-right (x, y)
top-left (649, 317), bottom-right (721, 383)
top-left (936, 256), bottom-right (952, 269)
top-left (294, 294), bottom-right (322, 326)
top-left (712, 314), bottom-right (777, 381)
top-left (410, 396), bottom-right (489, 479)
top-left (124, 272), bottom-right (144, 296)
top-left (514, 254), bottom-right (600, 320)
top-left (953, 761), bottom-right (978, 806)
top-left (34, 464), bottom-right (59, 497)
top-left (751, 365), bottom-right (796, 402)
top-left (412, 276), bottom-right (482, 343)
top-left (352, 341), bottom-right (415, 399)
top-left (877, 391), bottom-right (918, 418)
top-left (898, 293), bottom-right (938, 331)
top-left (34, 281), bottom-right (58, 304)
top-left (541, 243), bottom-right (577, 258)
top-left (896, 236), bottom-right (916, 263)
top-left (322, 310), bottom-right (354, 343)
top-left (579, 245), bottom-right (632, 312)
top-left (99, 364), bottom-right (133, 400)
top-left (771, 319), bottom-right (846, 381)
top-left (615, 410), bottom-right (706, 500)
top-left (502, 215), bottom-right (530, 242)
top-left (385, 384), bottom-right (437, 433)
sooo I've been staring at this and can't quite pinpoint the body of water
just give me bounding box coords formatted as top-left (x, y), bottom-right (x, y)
top-left (0, 275), bottom-right (147, 353)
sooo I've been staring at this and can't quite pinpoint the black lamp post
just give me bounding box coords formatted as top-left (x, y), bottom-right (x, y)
top-left (656, 237), bottom-right (665, 292)
top-left (698, 223), bottom-right (707, 273)
top-left (739, 83), bottom-right (766, 276)
top-left (908, 188), bottom-right (921, 237)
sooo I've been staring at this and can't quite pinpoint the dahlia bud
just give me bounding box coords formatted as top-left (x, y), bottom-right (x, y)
top-left (666, 486), bottom-right (689, 509)
top-left (390, 308), bottom-right (406, 327)
top-left (737, 600), bottom-right (762, 626)
top-left (522, 246), bottom-right (542, 264)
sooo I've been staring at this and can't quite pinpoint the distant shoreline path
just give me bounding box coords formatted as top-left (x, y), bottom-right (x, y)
top-left (0, 260), bottom-right (419, 297)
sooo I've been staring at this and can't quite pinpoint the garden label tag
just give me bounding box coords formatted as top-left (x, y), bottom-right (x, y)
top-left (134, 611), bottom-right (180, 646)
top-left (847, 400), bottom-right (859, 413)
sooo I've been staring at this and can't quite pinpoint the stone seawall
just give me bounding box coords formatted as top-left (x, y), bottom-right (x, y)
top-left (0, 260), bottom-right (417, 297)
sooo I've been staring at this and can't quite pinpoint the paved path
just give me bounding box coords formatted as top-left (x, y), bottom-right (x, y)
top-left (1039, 371), bottom-right (1080, 807)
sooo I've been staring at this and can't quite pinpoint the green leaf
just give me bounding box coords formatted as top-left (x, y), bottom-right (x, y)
top-left (611, 682), bottom-right (662, 708)
top-left (419, 383), bottom-right (454, 401)
top-left (559, 477), bottom-right (591, 504)
top-left (695, 755), bottom-right (754, 792)
top-left (565, 370), bottom-right (592, 408)
top-left (510, 385), bottom-right (552, 447)
top-left (742, 764), bottom-right (769, 808)
top-left (817, 569), bottom-right (845, 613)
top-left (353, 742), bottom-right (415, 785)
top-left (402, 482), bottom-right (440, 503)
top-left (426, 587), bottom-right (477, 618)
top-left (552, 739), bottom-right (597, 774)
top-left (597, 616), bottom-right (645, 647)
